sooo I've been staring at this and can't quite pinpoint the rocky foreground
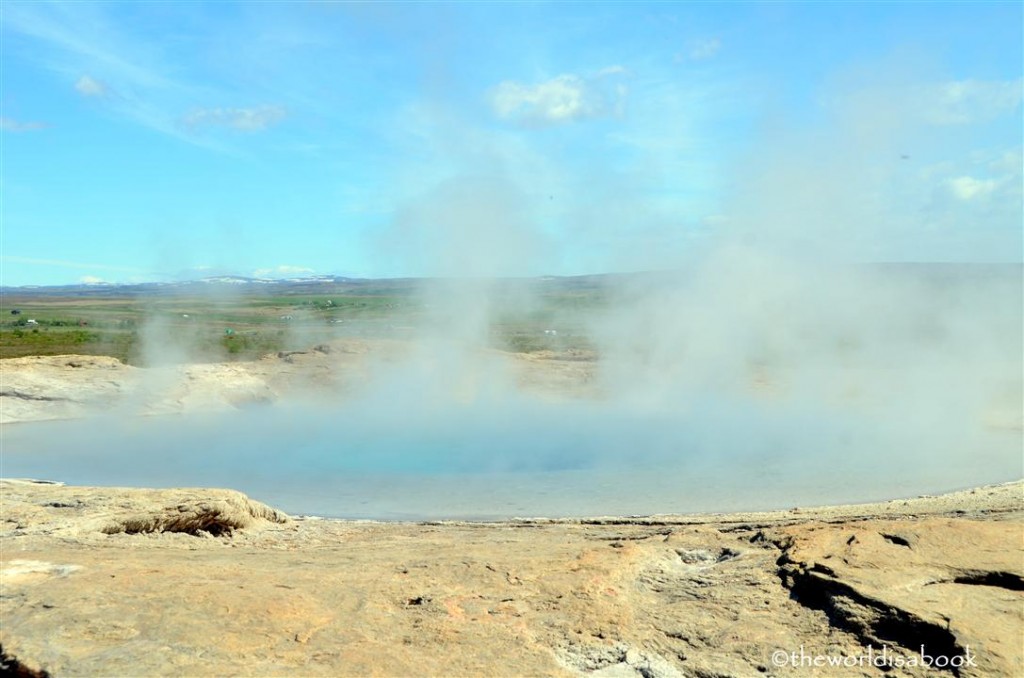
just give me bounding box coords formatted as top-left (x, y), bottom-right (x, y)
top-left (2, 350), bottom-right (1022, 676)
top-left (1, 479), bottom-right (1021, 677)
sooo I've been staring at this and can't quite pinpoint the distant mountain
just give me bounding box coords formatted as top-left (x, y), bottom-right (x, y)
top-left (0, 275), bottom-right (376, 297)
top-left (0, 273), bottom-right (602, 297)
top-left (1, 264), bottom-right (1018, 298)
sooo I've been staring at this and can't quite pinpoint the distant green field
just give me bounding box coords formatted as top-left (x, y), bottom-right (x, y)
top-left (0, 286), bottom-right (603, 364)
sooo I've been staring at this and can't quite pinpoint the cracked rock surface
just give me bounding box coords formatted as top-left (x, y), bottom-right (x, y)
top-left (1, 479), bottom-right (1020, 677)
top-left (775, 517), bottom-right (1023, 677)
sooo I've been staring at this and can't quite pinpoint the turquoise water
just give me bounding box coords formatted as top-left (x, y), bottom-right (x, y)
top-left (3, 394), bottom-right (1019, 519)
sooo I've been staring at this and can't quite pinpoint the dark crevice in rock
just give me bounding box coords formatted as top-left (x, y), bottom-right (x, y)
top-left (42, 501), bottom-right (82, 509)
top-left (748, 530), bottom-right (770, 544)
top-left (104, 517), bottom-right (235, 537)
top-left (718, 522), bottom-right (800, 534)
top-left (0, 391), bottom-right (74, 403)
top-left (952, 570), bottom-right (1024, 591)
top-left (588, 530), bottom-right (673, 542)
top-left (881, 533), bottom-right (912, 548)
top-left (690, 669), bottom-right (735, 678)
top-left (716, 547), bottom-right (741, 562)
top-left (807, 562), bottom-right (837, 577)
top-left (772, 536), bottom-right (796, 566)
top-left (782, 569), bottom-right (965, 674)
top-left (0, 646), bottom-right (50, 678)
top-left (579, 519), bottom-right (690, 527)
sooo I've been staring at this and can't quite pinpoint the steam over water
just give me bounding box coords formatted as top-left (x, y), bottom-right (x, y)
top-left (3, 389), bottom-right (1019, 519)
top-left (4, 265), bottom-right (1021, 519)
top-left (2, 4), bottom-right (1020, 521)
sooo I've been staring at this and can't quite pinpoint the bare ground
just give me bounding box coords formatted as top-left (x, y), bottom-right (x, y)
top-left (0, 342), bottom-right (598, 424)
top-left (1, 350), bottom-right (1021, 676)
top-left (0, 479), bottom-right (1020, 677)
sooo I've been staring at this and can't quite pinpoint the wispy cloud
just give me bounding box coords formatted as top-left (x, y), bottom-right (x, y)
top-left (74, 74), bottom-right (110, 97)
top-left (182, 105), bottom-right (288, 132)
top-left (2, 4), bottom-right (224, 149)
top-left (490, 68), bottom-right (628, 127)
top-left (922, 79), bottom-right (1022, 125)
top-left (3, 3), bottom-right (174, 91)
top-left (0, 117), bottom-right (48, 132)
top-left (688, 38), bottom-right (721, 61)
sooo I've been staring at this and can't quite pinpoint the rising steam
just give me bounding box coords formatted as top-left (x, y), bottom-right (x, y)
top-left (3, 53), bottom-right (1021, 519)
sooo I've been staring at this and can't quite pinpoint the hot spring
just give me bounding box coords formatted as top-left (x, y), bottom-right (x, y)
top-left (4, 265), bottom-right (1020, 519)
top-left (3, 385), bottom-right (1019, 520)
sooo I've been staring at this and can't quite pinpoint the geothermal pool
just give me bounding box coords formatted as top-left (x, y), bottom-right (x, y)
top-left (2, 394), bottom-right (1019, 520)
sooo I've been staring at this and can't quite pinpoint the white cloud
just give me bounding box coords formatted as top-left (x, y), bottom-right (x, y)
top-left (74, 74), bottom-right (109, 97)
top-left (689, 38), bottom-right (721, 61)
top-left (947, 176), bottom-right (999, 201)
top-left (1, 117), bottom-right (48, 132)
top-left (253, 265), bottom-right (314, 278)
top-left (490, 69), bottom-right (627, 126)
top-left (80, 275), bottom-right (106, 284)
top-left (923, 79), bottom-right (1022, 125)
top-left (911, 149), bottom-right (1021, 260)
top-left (182, 105), bottom-right (287, 132)
top-left (986, 148), bottom-right (1022, 174)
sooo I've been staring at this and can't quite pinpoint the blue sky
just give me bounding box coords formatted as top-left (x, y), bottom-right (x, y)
top-left (1, 1), bottom-right (1021, 286)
